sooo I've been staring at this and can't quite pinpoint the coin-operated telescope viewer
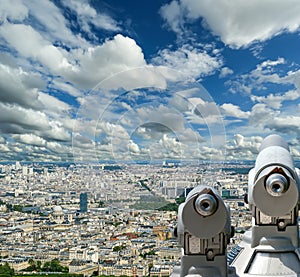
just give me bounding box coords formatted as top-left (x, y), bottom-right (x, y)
top-left (231, 134), bottom-right (300, 276)
top-left (171, 185), bottom-right (236, 277)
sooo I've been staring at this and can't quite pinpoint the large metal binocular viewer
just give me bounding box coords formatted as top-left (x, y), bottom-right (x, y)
top-left (177, 185), bottom-right (231, 243)
top-left (172, 185), bottom-right (233, 277)
top-left (231, 135), bottom-right (300, 276)
top-left (248, 134), bottom-right (300, 219)
top-left (172, 135), bottom-right (300, 277)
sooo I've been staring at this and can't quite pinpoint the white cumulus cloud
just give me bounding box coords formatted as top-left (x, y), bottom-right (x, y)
top-left (219, 67), bottom-right (233, 78)
top-left (62, 0), bottom-right (120, 33)
top-left (221, 103), bottom-right (250, 119)
top-left (153, 44), bottom-right (222, 81)
top-left (161, 0), bottom-right (300, 48)
top-left (12, 134), bottom-right (46, 147)
top-left (251, 90), bottom-right (299, 109)
top-left (0, 0), bottom-right (28, 22)
top-left (0, 23), bottom-right (73, 72)
top-left (226, 134), bottom-right (263, 160)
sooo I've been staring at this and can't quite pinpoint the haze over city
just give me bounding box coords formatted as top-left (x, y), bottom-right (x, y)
top-left (1, 0), bottom-right (300, 163)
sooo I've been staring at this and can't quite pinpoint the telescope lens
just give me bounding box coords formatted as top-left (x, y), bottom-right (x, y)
top-left (265, 173), bottom-right (288, 197)
top-left (194, 194), bottom-right (217, 216)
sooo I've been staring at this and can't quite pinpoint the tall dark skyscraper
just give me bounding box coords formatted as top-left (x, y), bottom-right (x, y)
top-left (80, 192), bottom-right (88, 213)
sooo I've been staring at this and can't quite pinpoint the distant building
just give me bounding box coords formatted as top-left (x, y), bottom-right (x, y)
top-left (221, 188), bottom-right (239, 199)
top-left (51, 205), bottom-right (64, 224)
top-left (22, 166), bottom-right (28, 175)
top-left (28, 167), bottom-right (33, 175)
top-left (69, 245), bottom-right (99, 263)
top-left (80, 192), bottom-right (88, 213)
top-left (15, 161), bottom-right (21, 170)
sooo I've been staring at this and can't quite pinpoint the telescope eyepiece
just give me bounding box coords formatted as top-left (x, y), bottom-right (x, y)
top-left (265, 173), bottom-right (289, 197)
top-left (194, 194), bottom-right (217, 217)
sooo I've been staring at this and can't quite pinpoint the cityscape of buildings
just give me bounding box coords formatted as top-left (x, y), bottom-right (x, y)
top-left (0, 161), bottom-right (253, 276)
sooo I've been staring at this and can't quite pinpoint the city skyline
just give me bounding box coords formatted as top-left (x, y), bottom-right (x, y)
top-left (0, 159), bottom-right (251, 276)
top-left (1, 1), bottom-right (300, 163)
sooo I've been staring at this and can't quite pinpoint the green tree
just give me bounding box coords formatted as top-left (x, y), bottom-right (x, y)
top-left (36, 260), bottom-right (42, 272)
top-left (12, 205), bottom-right (23, 212)
top-left (148, 263), bottom-right (153, 273)
top-left (28, 258), bottom-right (36, 267)
top-left (23, 258), bottom-right (37, 272)
top-left (98, 201), bottom-right (104, 208)
top-left (0, 262), bottom-right (14, 276)
top-left (157, 196), bottom-right (186, 212)
top-left (113, 245), bottom-right (126, 252)
top-left (41, 259), bottom-right (68, 273)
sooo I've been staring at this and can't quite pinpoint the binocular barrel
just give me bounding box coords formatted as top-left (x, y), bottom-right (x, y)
top-left (178, 186), bottom-right (230, 239)
top-left (249, 134), bottom-right (299, 217)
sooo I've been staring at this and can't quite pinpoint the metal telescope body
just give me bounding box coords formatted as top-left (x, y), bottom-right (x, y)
top-left (231, 134), bottom-right (300, 276)
top-left (171, 185), bottom-right (236, 277)
top-left (171, 134), bottom-right (300, 277)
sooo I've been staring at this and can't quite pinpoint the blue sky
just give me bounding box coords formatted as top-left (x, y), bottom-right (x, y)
top-left (1, 0), bottom-right (300, 163)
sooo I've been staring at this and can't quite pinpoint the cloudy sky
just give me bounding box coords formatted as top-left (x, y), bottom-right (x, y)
top-left (1, 0), bottom-right (300, 163)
